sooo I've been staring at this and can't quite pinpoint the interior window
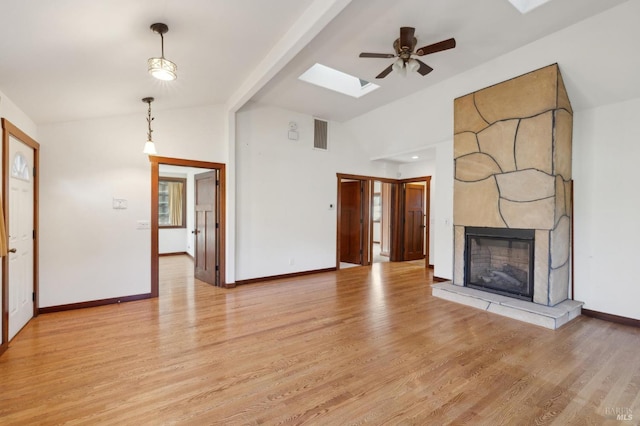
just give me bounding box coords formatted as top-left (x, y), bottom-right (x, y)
top-left (159, 177), bottom-right (186, 228)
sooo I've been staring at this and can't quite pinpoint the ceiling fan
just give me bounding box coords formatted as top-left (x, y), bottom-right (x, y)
top-left (359, 27), bottom-right (456, 79)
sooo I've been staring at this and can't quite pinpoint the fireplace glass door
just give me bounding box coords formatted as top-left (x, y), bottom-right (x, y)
top-left (464, 227), bottom-right (534, 301)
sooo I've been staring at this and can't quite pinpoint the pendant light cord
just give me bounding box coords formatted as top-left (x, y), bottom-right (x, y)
top-left (146, 101), bottom-right (154, 141)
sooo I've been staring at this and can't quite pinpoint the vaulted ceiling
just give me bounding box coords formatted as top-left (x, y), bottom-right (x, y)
top-left (0, 0), bottom-right (631, 125)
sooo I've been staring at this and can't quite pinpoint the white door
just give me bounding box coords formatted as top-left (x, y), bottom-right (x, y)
top-left (8, 135), bottom-right (35, 340)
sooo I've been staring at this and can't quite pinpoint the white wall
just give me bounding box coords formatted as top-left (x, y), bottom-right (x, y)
top-left (0, 90), bottom-right (38, 139)
top-left (38, 105), bottom-right (226, 307)
top-left (432, 141), bottom-right (454, 280)
top-left (158, 171), bottom-right (188, 254)
top-left (235, 102), bottom-right (396, 280)
top-left (573, 97), bottom-right (640, 319)
top-left (159, 229), bottom-right (188, 254)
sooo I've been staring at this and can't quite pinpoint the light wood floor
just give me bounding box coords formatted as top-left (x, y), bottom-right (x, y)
top-left (1, 256), bottom-right (639, 425)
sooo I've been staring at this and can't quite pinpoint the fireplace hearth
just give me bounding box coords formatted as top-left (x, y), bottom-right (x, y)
top-left (465, 227), bottom-right (534, 301)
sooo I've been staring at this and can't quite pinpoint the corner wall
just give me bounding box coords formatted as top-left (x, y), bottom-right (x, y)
top-left (235, 103), bottom-right (396, 280)
top-left (38, 105), bottom-right (225, 308)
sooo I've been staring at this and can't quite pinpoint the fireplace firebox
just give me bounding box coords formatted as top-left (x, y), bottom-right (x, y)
top-left (464, 227), bottom-right (535, 301)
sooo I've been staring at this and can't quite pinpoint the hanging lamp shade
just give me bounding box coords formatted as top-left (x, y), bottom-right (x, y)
top-left (148, 57), bottom-right (177, 81)
top-left (392, 58), bottom-right (406, 76)
top-left (406, 58), bottom-right (420, 73)
top-left (148, 23), bottom-right (177, 81)
top-left (143, 140), bottom-right (157, 155)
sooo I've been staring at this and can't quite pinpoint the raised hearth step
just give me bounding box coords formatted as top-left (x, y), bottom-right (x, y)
top-left (431, 282), bottom-right (583, 330)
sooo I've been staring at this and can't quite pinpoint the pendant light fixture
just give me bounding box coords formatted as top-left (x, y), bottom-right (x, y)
top-left (142, 97), bottom-right (157, 155)
top-left (148, 23), bottom-right (177, 81)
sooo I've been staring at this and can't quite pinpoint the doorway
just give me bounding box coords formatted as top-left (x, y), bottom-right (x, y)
top-left (336, 173), bottom-right (430, 269)
top-left (371, 180), bottom-right (391, 264)
top-left (149, 156), bottom-right (226, 297)
top-left (400, 178), bottom-right (430, 267)
top-left (1, 119), bottom-right (39, 348)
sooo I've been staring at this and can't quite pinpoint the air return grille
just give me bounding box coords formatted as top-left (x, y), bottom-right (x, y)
top-left (314, 119), bottom-right (328, 150)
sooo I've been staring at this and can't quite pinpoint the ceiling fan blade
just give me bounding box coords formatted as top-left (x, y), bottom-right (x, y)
top-left (415, 59), bottom-right (434, 76)
top-left (376, 64), bottom-right (393, 79)
top-left (399, 27), bottom-right (416, 50)
top-left (359, 52), bottom-right (396, 58)
top-left (415, 38), bottom-right (456, 56)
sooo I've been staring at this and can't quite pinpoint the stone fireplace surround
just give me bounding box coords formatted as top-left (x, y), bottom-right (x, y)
top-left (432, 64), bottom-right (583, 329)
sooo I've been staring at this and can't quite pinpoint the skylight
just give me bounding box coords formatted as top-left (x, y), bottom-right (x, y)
top-left (298, 63), bottom-right (380, 99)
top-left (507, 0), bottom-right (553, 14)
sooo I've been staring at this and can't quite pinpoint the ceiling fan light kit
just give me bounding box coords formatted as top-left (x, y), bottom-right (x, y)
top-left (406, 58), bottom-right (420, 73)
top-left (359, 27), bottom-right (456, 79)
top-left (392, 58), bottom-right (406, 76)
top-left (148, 23), bottom-right (177, 81)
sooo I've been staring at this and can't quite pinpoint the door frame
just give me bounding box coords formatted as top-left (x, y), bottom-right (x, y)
top-left (1, 119), bottom-right (40, 351)
top-left (336, 176), bottom-right (369, 267)
top-left (335, 173), bottom-right (430, 269)
top-left (149, 156), bottom-right (227, 296)
top-left (398, 176), bottom-right (431, 268)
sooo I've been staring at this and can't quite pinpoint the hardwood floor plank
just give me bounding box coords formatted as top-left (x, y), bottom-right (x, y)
top-left (1, 256), bottom-right (639, 424)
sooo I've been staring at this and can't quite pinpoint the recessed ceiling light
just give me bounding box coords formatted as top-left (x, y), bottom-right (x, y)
top-left (299, 63), bottom-right (380, 98)
top-left (411, 155), bottom-right (419, 160)
top-left (507, 0), bottom-right (553, 14)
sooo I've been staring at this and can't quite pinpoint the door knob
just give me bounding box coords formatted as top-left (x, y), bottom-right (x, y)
top-left (8, 248), bottom-right (16, 253)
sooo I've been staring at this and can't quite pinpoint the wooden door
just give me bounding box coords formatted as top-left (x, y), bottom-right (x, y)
top-left (7, 135), bottom-right (35, 340)
top-left (403, 183), bottom-right (425, 261)
top-left (194, 171), bottom-right (217, 285)
top-left (339, 181), bottom-right (362, 264)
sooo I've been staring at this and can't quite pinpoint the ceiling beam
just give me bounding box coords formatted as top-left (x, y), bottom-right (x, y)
top-left (226, 0), bottom-right (352, 113)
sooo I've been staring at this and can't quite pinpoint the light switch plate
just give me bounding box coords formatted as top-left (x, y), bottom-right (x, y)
top-left (112, 198), bottom-right (128, 209)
